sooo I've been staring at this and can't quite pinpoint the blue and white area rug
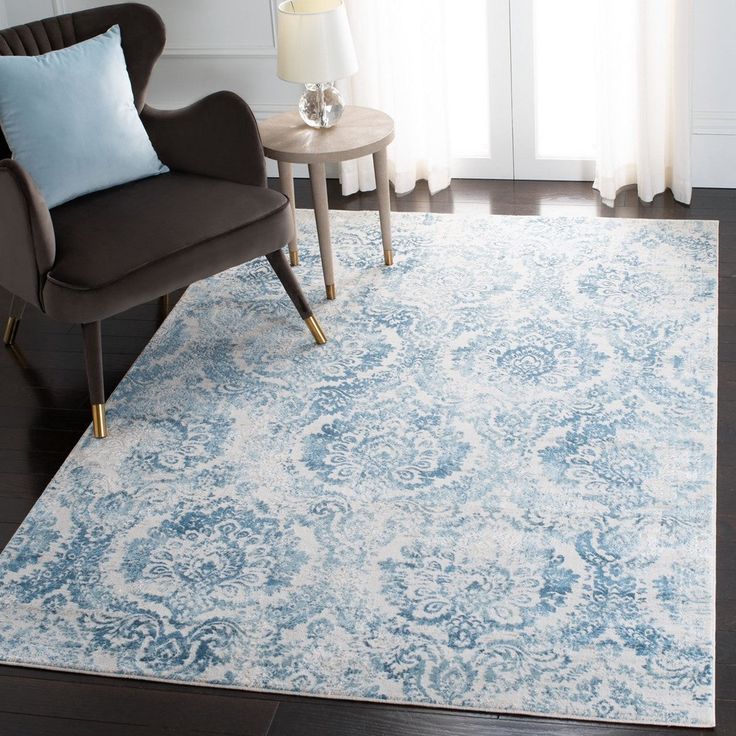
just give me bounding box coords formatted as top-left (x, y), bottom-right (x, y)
top-left (0, 211), bottom-right (718, 726)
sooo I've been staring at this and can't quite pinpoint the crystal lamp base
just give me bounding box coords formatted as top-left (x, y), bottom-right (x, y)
top-left (298, 82), bottom-right (345, 129)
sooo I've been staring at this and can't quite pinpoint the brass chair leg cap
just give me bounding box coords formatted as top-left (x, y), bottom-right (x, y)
top-left (289, 250), bottom-right (300, 267)
top-left (304, 315), bottom-right (327, 345)
top-left (325, 284), bottom-right (336, 300)
top-left (384, 250), bottom-right (394, 266)
top-left (91, 403), bottom-right (108, 439)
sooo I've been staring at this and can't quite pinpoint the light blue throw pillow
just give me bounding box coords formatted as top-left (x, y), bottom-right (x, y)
top-left (0, 25), bottom-right (167, 208)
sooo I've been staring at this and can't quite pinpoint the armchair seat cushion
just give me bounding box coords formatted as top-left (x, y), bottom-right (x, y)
top-left (42, 171), bottom-right (293, 322)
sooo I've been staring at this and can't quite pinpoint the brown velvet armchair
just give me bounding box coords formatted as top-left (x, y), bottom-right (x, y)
top-left (0, 3), bottom-right (326, 439)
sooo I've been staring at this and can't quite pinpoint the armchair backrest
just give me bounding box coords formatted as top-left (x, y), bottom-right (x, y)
top-left (0, 2), bottom-right (166, 159)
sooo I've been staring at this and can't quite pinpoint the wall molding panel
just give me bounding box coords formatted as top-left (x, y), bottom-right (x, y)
top-left (161, 1), bottom-right (277, 59)
top-left (692, 111), bottom-right (736, 186)
top-left (51, 0), bottom-right (278, 59)
top-left (693, 111), bottom-right (736, 137)
top-left (162, 46), bottom-right (276, 59)
top-left (249, 103), bottom-right (294, 121)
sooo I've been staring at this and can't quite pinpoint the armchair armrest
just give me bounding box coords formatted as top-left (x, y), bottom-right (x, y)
top-left (0, 159), bottom-right (55, 310)
top-left (141, 91), bottom-right (267, 187)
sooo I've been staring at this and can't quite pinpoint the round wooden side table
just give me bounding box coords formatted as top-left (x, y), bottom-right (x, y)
top-left (259, 106), bottom-right (395, 300)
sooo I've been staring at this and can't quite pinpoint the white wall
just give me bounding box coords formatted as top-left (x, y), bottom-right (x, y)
top-left (0, 0), bottom-right (304, 175)
top-left (1, 0), bottom-right (299, 117)
top-left (1, 0), bottom-right (734, 188)
top-left (691, 0), bottom-right (736, 188)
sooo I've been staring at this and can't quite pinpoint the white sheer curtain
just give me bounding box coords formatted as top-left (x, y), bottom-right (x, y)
top-left (339, 0), bottom-right (452, 196)
top-left (594, 0), bottom-right (693, 206)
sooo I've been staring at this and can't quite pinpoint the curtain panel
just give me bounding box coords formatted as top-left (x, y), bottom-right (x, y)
top-left (594, 0), bottom-right (693, 205)
top-left (341, 0), bottom-right (693, 204)
top-left (339, 0), bottom-right (452, 196)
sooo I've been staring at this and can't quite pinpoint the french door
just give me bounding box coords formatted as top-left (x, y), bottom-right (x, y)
top-left (449, 0), bottom-right (597, 181)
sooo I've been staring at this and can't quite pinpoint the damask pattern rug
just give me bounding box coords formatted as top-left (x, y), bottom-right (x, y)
top-left (0, 211), bottom-right (718, 726)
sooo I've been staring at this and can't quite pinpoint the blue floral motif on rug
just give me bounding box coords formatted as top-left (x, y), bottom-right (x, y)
top-left (0, 211), bottom-right (718, 726)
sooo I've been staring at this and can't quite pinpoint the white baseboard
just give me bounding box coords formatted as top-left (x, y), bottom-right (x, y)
top-left (266, 160), bottom-right (341, 180)
top-left (692, 134), bottom-right (736, 188)
top-left (691, 110), bottom-right (736, 188)
top-left (265, 160), bottom-right (312, 179)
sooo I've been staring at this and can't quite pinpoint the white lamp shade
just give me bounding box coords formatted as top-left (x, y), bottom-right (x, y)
top-left (277, 0), bottom-right (358, 84)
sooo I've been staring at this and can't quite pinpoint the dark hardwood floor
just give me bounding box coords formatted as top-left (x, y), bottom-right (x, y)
top-left (0, 178), bottom-right (733, 735)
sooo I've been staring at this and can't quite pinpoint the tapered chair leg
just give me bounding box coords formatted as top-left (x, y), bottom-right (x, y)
top-left (81, 321), bottom-right (107, 438)
top-left (266, 248), bottom-right (327, 345)
top-left (3, 296), bottom-right (26, 346)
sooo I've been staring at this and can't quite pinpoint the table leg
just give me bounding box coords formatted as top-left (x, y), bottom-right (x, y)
top-left (373, 147), bottom-right (393, 266)
top-left (308, 162), bottom-right (336, 300)
top-left (277, 161), bottom-right (299, 266)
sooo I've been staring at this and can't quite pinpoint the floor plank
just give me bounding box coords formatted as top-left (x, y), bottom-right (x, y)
top-left (267, 700), bottom-right (709, 736)
top-left (0, 673), bottom-right (277, 736)
top-left (0, 712), bottom-right (167, 736)
top-left (267, 701), bottom-right (502, 736)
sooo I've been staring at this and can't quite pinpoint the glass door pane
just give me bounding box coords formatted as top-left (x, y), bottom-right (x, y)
top-left (510, 0), bottom-right (598, 180)
top-left (447, 0), bottom-right (513, 179)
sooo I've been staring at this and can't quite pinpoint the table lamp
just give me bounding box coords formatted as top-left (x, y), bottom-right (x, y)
top-left (276, 0), bottom-right (359, 129)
